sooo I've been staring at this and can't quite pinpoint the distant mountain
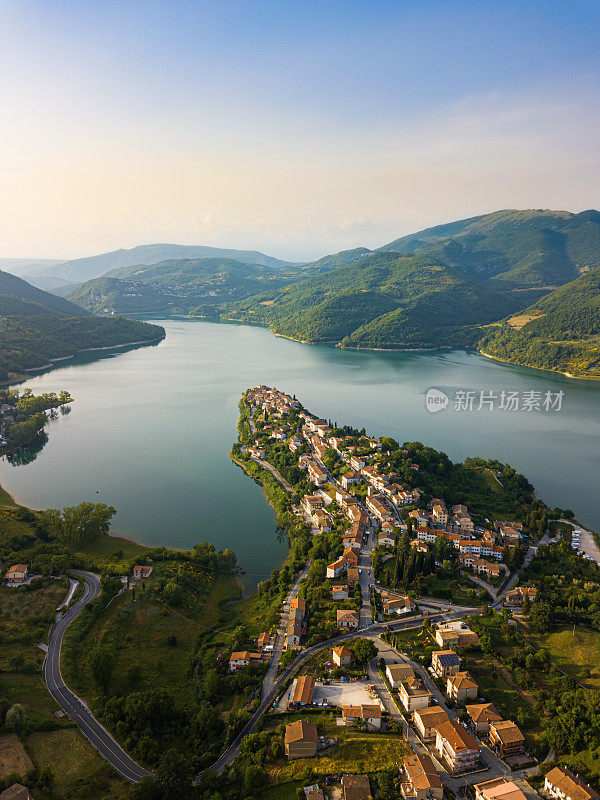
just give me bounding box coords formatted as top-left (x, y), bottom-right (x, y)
top-left (30, 243), bottom-right (297, 285)
top-left (379, 209), bottom-right (600, 288)
top-left (0, 258), bottom-right (62, 277)
top-left (224, 251), bottom-right (531, 348)
top-left (479, 266), bottom-right (600, 377)
top-left (0, 270), bottom-right (164, 382)
top-left (68, 256), bottom-right (342, 315)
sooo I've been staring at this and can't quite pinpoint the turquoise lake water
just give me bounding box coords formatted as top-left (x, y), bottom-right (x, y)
top-left (1, 318), bottom-right (598, 586)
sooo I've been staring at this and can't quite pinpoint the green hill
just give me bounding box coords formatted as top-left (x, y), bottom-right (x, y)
top-left (0, 270), bottom-right (89, 316)
top-left (379, 209), bottom-right (600, 288)
top-left (479, 266), bottom-right (600, 377)
top-left (69, 256), bottom-right (347, 315)
top-left (0, 271), bottom-right (164, 382)
top-left (225, 251), bottom-right (527, 348)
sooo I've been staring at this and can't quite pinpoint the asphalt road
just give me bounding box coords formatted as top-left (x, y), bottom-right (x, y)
top-left (43, 570), bottom-right (153, 783)
top-left (200, 606), bottom-right (477, 778)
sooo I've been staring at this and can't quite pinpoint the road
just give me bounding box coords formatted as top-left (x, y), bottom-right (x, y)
top-left (43, 571), bottom-right (153, 783)
top-left (494, 529), bottom-right (551, 607)
top-left (262, 561), bottom-right (310, 701)
top-left (249, 455), bottom-right (294, 494)
top-left (200, 606), bottom-right (477, 777)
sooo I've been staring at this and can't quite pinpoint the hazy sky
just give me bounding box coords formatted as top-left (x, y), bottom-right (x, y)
top-left (1, 0), bottom-right (599, 261)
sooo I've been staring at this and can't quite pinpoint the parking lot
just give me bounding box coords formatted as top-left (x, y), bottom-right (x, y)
top-left (277, 678), bottom-right (381, 712)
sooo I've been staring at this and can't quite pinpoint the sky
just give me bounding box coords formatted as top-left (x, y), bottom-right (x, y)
top-left (1, 0), bottom-right (599, 261)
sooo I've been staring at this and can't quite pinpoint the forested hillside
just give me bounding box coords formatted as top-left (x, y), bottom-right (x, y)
top-left (225, 251), bottom-right (534, 348)
top-left (68, 255), bottom-right (349, 315)
top-left (479, 267), bottom-right (600, 377)
top-left (379, 208), bottom-right (600, 288)
top-left (0, 272), bottom-right (164, 382)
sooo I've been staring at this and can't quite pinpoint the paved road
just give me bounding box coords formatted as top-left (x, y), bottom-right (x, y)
top-left (249, 455), bottom-right (294, 494)
top-left (493, 530), bottom-right (550, 608)
top-left (43, 570), bottom-right (153, 783)
top-left (262, 562), bottom-right (310, 701)
top-left (200, 606), bottom-right (477, 777)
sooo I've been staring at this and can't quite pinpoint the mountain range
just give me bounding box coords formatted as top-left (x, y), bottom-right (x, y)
top-left (2, 208), bottom-right (599, 378)
top-left (10, 243), bottom-right (297, 288)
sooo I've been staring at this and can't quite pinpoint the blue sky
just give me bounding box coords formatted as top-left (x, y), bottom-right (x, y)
top-left (1, 0), bottom-right (599, 259)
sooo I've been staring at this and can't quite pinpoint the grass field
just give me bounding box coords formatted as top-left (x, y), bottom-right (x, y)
top-left (268, 733), bottom-right (408, 783)
top-left (26, 729), bottom-right (126, 798)
top-left (544, 627), bottom-right (600, 688)
top-left (0, 733), bottom-right (33, 779)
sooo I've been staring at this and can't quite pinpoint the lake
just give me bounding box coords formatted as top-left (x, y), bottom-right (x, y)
top-left (1, 317), bottom-right (599, 586)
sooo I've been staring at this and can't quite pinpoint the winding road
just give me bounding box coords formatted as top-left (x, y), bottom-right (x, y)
top-left (43, 570), bottom-right (153, 783)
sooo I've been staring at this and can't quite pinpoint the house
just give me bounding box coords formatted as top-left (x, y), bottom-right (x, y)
top-left (327, 555), bottom-right (348, 578)
top-left (475, 779), bottom-right (529, 800)
top-left (308, 461), bottom-right (328, 486)
top-left (331, 585), bottom-right (349, 600)
top-left (381, 592), bottom-right (416, 614)
top-left (385, 663), bottom-right (415, 688)
top-left (435, 627), bottom-right (460, 648)
top-left (431, 650), bottom-right (461, 678)
top-left (257, 632), bottom-right (274, 650)
top-left (0, 786), bottom-right (33, 800)
top-left (337, 609), bottom-right (359, 630)
top-left (489, 720), bottom-right (526, 758)
top-left (401, 753), bottom-right (444, 800)
top-left (284, 720), bottom-right (318, 759)
top-left (350, 456), bottom-right (367, 471)
top-left (342, 704), bottom-right (382, 730)
top-left (229, 651), bottom-right (261, 671)
top-left (504, 587), bottom-right (538, 607)
top-left (399, 677), bottom-right (431, 712)
top-left (439, 621), bottom-right (480, 648)
top-left (412, 705), bottom-right (450, 741)
top-left (341, 471), bottom-right (362, 489)
top-left (432, 504), bottom-right (448, 525)
top-left (132, 565), bottom-right (153, 580)
top-left (286, 618), bottom-right (303, 648)
top-left (343, 548), bottom-right (359, 568)
top-left (347, 567), bottom-right (360, 585)
top-left (378, 528), bottom-right (397, 548)
top-left (290, 598), bottom-right (306, 617)
top-left (466, 703), bottom-right (503, 733)
top-left (4, 564), bottom-right (28, 584)
top-left (435, 719), bottom-right (482, 773)
top-left (291, 675), bottom-right (315, 706)
top-left (446, 672), bottom-right (479, 704)
top-left (544, 767), bottom-right (599, 800)
top-left (333, 645), bottom-right (354, 667)
top-left (305, 787), bottom-right (325, 800)
top-left (303, 494), bottom-right (324, 514)
top-left (342, 774), bottom-right (373, 800)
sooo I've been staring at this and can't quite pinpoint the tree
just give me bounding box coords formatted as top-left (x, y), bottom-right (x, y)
top-left (6, 703), bottom-right (25, 731)
top-left (351, 638), bottom-right (377, 664)
top-left (243, 764), bottom-right (268, 795)
top-left (40, 502), bottom-right (116, 547)
top-left (155, 748), bottom-right (193, 799)
top-left (522, 594), bottom-right (531, 616)
top-left (90, 644), bottom-right (116, 691)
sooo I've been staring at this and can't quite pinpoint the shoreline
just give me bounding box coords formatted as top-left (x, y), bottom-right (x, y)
top-left (3, 334), bottom-right (165, 388)
top-left (478, 348), bottom-right (600, 381)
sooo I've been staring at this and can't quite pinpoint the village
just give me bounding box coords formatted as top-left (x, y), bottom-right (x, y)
top-left (198, 385), bottom-right (597, 800)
